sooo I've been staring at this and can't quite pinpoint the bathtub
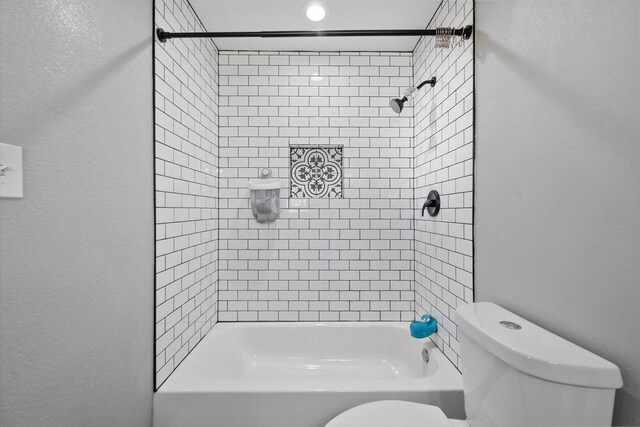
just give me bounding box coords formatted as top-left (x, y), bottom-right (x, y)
top-left (153, 322), bottom-right (464, 427)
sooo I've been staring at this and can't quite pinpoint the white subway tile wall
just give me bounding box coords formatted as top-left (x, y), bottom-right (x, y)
top-left (217, 51), bottom-right (415, 322)
top-left (413, 0), bottom-right (474, 368)
top-left (154, 2), bottom-right (475, 382)
top-left (154, 0), bottom-right (219, 386)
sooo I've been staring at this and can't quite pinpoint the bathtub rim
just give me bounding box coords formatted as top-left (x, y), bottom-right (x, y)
top-left (157, 321), bottom-right (463, 393)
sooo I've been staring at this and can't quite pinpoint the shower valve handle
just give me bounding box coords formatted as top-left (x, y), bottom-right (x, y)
top-left (421, 190), bottom-right (441, 217)
top-left (421, 199), bottom-right (436, 216)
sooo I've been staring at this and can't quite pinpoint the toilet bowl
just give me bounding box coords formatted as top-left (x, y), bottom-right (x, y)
top-left (326, 400), bottom-right (468, 427)
top-left (326, 303), bottom-right (623, 427)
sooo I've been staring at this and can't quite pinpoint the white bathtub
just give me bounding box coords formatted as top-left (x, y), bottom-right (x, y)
top-left (153, 322), bottom-right (464, 427)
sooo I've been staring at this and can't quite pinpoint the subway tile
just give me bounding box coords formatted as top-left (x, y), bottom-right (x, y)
top-left (156, 0), bottom-right (473, 384)
top-left (155, 0), bottom-right (219, 385)
top-left (413, 0), bottom-right (474, 371)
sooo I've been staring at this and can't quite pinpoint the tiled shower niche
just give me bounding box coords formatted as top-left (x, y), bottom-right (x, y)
top-left (290, 145), bottom-right (343, 198)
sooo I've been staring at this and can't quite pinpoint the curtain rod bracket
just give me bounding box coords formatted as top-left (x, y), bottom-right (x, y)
top-left (157, 28), bottom-right (169, 43)
top-left (462, 25), bottom-right (473, 39)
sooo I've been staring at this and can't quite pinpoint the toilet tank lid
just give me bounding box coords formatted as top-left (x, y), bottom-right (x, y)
top-left (455, 303), bottom-right (623, 389)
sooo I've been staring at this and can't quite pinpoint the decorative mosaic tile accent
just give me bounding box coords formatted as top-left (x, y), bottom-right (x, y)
top-left (290, 146), bottom-right (343, 198)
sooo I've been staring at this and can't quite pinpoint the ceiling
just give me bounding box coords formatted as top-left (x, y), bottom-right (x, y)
top-left (188, 0), bottom-right (441, 51)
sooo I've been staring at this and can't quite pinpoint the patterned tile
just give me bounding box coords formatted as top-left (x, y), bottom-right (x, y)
top-left (290, 145), bottom-right (343, 198)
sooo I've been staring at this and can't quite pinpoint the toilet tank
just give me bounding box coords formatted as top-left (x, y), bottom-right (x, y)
top-left (455, 303), bottom-right (623, 427)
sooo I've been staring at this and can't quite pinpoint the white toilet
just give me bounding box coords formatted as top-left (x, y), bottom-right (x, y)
top-left (326, 302), bottom-right (623, 427)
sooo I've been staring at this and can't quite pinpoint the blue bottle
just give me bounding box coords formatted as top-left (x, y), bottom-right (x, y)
top-left (410, 314), bottom-right (438, 339)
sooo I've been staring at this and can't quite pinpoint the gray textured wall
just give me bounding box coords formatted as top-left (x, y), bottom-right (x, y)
top-left (475, 0), bottom-right (640, 424)
top-left (0, 0), bottom-right (154, 425)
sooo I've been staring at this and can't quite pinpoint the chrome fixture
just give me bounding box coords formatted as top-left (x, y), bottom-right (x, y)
top-left (422, 348), bottom-right (429, 363)
top-left (390, 77), bottom-right (436, 114)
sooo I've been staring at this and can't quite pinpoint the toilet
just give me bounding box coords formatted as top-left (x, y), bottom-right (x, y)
top-left (326, 302), bottom-right (623, 427)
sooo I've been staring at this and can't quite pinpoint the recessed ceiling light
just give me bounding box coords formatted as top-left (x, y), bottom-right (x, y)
top-left (306, 4), bottom-right (326, 22)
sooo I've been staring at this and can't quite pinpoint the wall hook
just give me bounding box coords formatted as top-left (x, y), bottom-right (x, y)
top-left (421, 190), bottom-right (440, 217)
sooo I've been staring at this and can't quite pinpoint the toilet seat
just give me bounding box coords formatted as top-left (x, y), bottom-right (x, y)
top-left (325, 400), bottom-right (469, 427)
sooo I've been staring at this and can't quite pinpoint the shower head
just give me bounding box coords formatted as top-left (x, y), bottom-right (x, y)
top-left (390, 77), bottom-right (437, 114)
top-left (390, 96), bottom-right (408, 114)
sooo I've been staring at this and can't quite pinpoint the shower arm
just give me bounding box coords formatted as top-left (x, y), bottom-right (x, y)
top-left (156, 26), bottom-right (473, 43)
top-left (401, 77), bottom-right (437, 101)
top-left (416, 78), bottom-right (437, 90)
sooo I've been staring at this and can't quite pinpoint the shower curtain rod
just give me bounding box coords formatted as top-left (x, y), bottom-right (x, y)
top-left (156, 25), bottom-right (473, 43)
